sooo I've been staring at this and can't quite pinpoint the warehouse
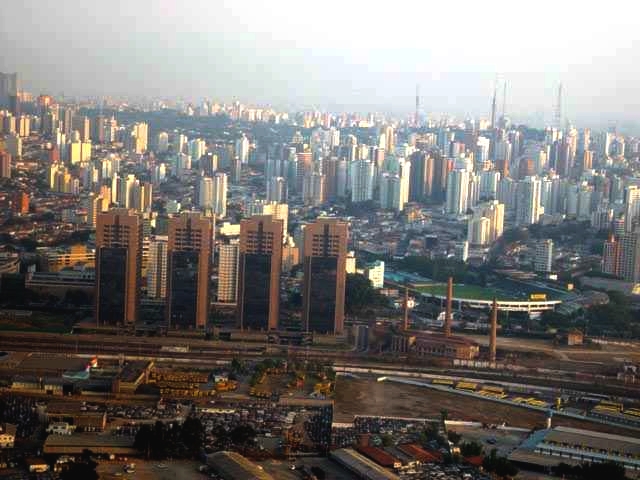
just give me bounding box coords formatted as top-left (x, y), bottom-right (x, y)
top-left (331, 448), bottom-right (401, 480)
top-left (206, 451), bottom-right (274, 480)
top-left (509, 426), bottom-right (640, 474)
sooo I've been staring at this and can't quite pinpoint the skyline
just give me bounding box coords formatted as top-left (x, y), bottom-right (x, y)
top-left (2, 1), bottom-right (640, 130)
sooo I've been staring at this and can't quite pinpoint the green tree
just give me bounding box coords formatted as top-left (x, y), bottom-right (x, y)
top-left (345, 273), bottom-right (386, 315)
top-left (60, 450), bottom-right (98, 480)
top-left (460, 441), bottom-right (483, 457)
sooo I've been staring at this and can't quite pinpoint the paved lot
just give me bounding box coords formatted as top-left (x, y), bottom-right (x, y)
top-left (449, 425), bottom-right (529, 458)
top-left (96, 460), bottom-right (207, 480)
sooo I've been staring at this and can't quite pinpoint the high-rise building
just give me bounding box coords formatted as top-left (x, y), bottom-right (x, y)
top-left (129, 122), bottom-right (148, 154)
top-left (302, 173), bottom-right (325, 207)
top-left (408, 151), bottom-right (433, 201)
top-left (516, 176), bottom-right (543, 226)
top-left (602, 233), bottom-right (640, 282)
top-left (0, 73), bottom-right (18, 107)
top-left (237, 215), bottom-right (283, 331)
top-left (217, 241), bottom-right (239, 303)
top-left (467, 216), bottom-right (490, 246)
top-left (446, 168), bottom-right (470, 215)
top-left (0, 150), bottom-right (11, 178)
top-left (379, 173), bottom-right (403, 211)
top-left (147, 235), bottom-right (168, 299)
top-left (212, 172), bottom-right (228, 218)
top-left (156, 132), bottom-right (169, 153)
top-left (302, 218), bottom-right (348, 334)
top-left (198, 176), bottom-right (215, 210)
top-left (624, 186), bottom-right (640, 233)
top-left (235, 133), bottom-right (250, 164)
top-left (267, 176), bottom-right (286, 203)
top-left (534, 239), bottom-right (554, 273)
top-left (95, 209), bottom-right (142, 325)
top-left (5, 134), bottom-right (21, 158)
top-left (72, 115), bottom-right (91, 142)
top-left (295, 151), bottom-right (313, 193)
top-left (350, 159), bottom-right (375, 202)
top-left (247, 201), bottom-right (289, 242)
top-left (166, 212), bottom-right (213, 329)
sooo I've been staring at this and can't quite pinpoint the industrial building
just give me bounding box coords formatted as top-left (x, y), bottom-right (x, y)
top-left (331, 448), bottom-right (401, 480)
top-left (206, 451), bottom-right (274, 480)
top-left (509, 426), bottom-right (640, 474)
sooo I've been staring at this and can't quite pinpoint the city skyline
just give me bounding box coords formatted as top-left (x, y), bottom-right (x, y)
top-left (2, 1), bottom-right (640, 130)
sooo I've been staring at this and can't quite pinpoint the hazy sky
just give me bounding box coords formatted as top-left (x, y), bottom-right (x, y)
top-left (2, 0), bottom-right (639, 127)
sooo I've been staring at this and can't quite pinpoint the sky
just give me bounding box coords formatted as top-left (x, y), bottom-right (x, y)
top-left (1, 0), bottom-right (639, 128)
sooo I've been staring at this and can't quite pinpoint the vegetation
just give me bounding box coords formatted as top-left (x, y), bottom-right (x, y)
top-left (459, 441), bottom-right (483, 457)
top-left (134, 418), bottom-right (203, 460)
top-left (553, 461), bottom-right (627, 480)
top-left (396, 257), bottom-right (469, 283)
top-left (345, 273), bottom-right (387, 316)
top-left (482, 449), bottom-right (518, 478)
top-left (59, 450), bottom-right (98, 480)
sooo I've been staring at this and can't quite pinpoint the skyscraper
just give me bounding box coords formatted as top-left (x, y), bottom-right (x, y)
top-left (147, 235), bottom-right (168, 299)
top-left (95, 209), bottom-right (142, 325)
top-left (602, 233), bottom-right (640, 282)
top-left (217, 241), bottom-right (240, 303)
top-left (166, 212), bottom-right (213, 329)
top-left (0, 72), bottom-right (18, 108)
top-left (212, 172), bottom-right (228, 218)
top-left (267, 176), bottom-right (287, 203)
top-left (534, 239), bottom-right (554, 273)
top-left (446, 169), bottom-right (470, 215)
top-left (237, 215), bottom-right (283, 331)
top-left (198, 176), bottom-right (215, 210)
top-left (516, 176), bottom-right (543, 226)
top-left (350, 159), bottom-right (375, 202)
top-left (302, 218), bottom-right (348, 334)
top-left (0, 150), bottom-right (11, 178)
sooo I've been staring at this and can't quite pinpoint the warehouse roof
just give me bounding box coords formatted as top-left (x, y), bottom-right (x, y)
top-left (206, 451), bottom-right (274, 480)
top-left (331, 448), bottom-right (401, 480)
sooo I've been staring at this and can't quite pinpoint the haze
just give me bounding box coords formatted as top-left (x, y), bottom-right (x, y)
top-left (2, 0), bottom-right (639, 127)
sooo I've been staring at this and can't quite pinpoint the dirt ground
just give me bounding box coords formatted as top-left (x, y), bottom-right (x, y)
top-left (333, 377), bottom-right (640, 436)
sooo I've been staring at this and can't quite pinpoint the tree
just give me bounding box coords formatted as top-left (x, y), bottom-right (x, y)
top-left (460, 441), bottom-right (483, 457)
top-left (181, 417), bottom-right (204, 457)
top-left (60, 450), bottom-right (98, 480)
top-left (482, 448), bottom-right (518, 478)
top-left (345, 273), bottom-right (385, 315)
top-left (447, 430), bottom-right (462, 445)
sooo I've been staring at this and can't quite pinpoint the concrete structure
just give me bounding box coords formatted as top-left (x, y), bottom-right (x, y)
top-left (237, 215), bottom-right (283, 331)
top-left (302, 218), bottom-right (348, 334)
top-left (489, 298), bottom-right (498, 363)
top-left (166, 212), bottom-right (213, 329)
top-left (95, 209), bottom-right (142, 325)
top-left (444, 277), bottom-right (453, 337)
